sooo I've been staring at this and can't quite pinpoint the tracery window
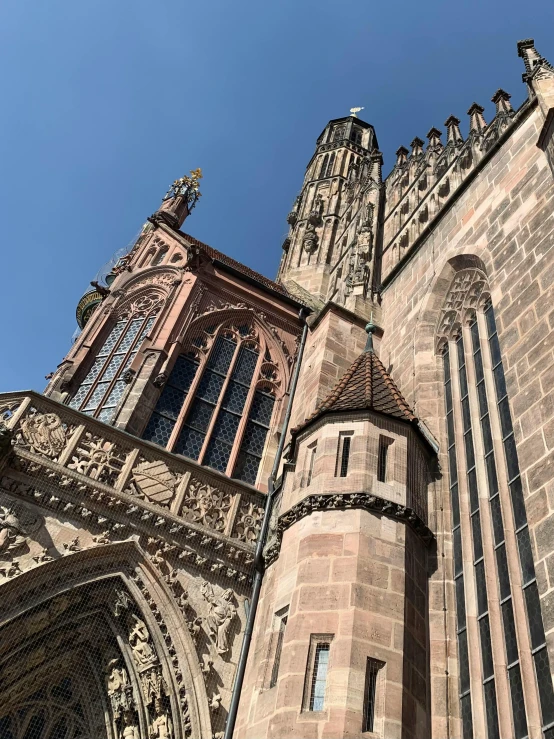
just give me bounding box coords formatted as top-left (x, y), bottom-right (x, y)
top-left (350, 127), bottom-right (363, 146)
top-left (0, 676), bottom-right (97, 739)
top-left (69, 297), bottom-right (159, 423)
top-left (142, 319), bottom-right (280, 485)
top-left (438, 267), bottom-right (554, 739)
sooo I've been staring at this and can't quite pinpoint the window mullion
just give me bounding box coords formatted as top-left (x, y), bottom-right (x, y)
top-left (478, 309), bottom-right (543, 736)
top-left (449, 337), bottom-right (487, 739)
top-left (167, 352), bottom-right (208, 452)
top-left (225, 347), bottom-right (264, 477)
top-left (197, 338), bottom-right (242, 465)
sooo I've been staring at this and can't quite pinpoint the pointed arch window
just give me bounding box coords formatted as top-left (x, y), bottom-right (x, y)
top-left (324, 152), bottom-right (335, 178)
top-left (69, 303), bottom-right (159, 423)
top-left (319, 154), bottom-right (329, 179)
top-left (143, 320), bottom-right (279, 485)
top-left (438, 267), bottom-right (554, 739)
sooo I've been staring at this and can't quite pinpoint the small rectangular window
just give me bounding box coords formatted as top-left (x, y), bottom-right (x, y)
top-left (377, 436), bottom-right (394, 482)
top-left (362, 658), bottom-right (384, 732)
top-left (269, 608), bottom-right (288, 688)
top-left (303, 635), bottom-right (333, 712)
top-left (335, 432), bottom-right (353, 477)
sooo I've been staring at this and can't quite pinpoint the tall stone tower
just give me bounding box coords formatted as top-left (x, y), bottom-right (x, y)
top-left (277, 114), bottom-right (382, 320)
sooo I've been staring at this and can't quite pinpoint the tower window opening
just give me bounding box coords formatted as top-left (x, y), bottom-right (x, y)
top-left (362, 659), bottom-right (384, 732)
top-left (151, 248), bottom-right (168, 266)
top-left (325, 152), bottom-right (335, 178)
top-left (270, 608), bottom-right (289, 689)
top-left (335, 432), bottom-right (353, 477)
top-left (377, 436), bottom-right (394, 482)
top-left (306, 443), bottom-right (317, 487)
top-left (303, 636), bottom-right (333, 712)
top-left (319, 154), bottom-right (329, 179)
top-left (350, 127), bottom-right (363, 146)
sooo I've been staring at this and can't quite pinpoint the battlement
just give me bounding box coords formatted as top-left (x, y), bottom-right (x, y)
top-left (381, 89), bottom-right (517, 282)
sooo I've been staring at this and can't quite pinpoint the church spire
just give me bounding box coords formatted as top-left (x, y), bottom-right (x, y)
top-left (150, 169), bottom-right (203, 230)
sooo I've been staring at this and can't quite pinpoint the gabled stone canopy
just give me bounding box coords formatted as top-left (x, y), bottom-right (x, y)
top-left (291, 344), bottom-right (416, 439)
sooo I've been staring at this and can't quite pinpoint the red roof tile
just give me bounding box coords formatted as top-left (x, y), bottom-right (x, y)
top-left (180, 231), bottom-right (295, 299)
top-left (291, 349), bottom-right (416, 437)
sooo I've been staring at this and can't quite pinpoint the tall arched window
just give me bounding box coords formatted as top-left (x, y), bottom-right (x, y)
top-left (151, 247), bottom-right (168, 266)
top-left (69, 298), bottom-right (159, 423)
top-left (350, 127), bottom-right (363, 146)
top-left (325, 152), bottom-right (335, 178)
top-left (319, 154), bottom-right (329, 179)
top-left (438, 268), bottom-right (554, 739)
top-left (142, 319), bottom-right (279, 485)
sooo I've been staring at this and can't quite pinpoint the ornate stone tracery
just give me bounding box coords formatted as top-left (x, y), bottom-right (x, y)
top-left (435, 268), bottom-right (490, 348)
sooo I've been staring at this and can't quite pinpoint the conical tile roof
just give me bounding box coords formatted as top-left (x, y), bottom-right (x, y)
top-left (291, 347), bottom-right (416, 438)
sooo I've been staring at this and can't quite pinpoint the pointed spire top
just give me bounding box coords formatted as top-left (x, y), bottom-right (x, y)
top-left (395, 146), bottom-right (409, 167)
top-left (365, 314), bottom-right (376, 353)
top-left (426, 127), bottom-right (443, 151)
top-left (410, 137), bottom-right (425, 158)
top-left (444, 115), bottom-right (464, 146)
top-left (467, 103), bottom-right (487, 134)
top-left (491, 89), bottom-right (514, 117)
top-left (517, 38), bottom-right (554, 81)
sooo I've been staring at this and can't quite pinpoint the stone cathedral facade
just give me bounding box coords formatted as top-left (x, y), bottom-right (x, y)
top-left (1, 36), bottom-right (554, 739)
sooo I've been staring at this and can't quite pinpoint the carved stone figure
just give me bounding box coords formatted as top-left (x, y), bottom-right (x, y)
top-left (149, 699), bottom-right (173, 739)
top-left (107, 658), bottom-right (130, 696)
top-left (19, 412), bottom-right (66, 458)
top-left (201, 582), bottom-right (237, 655)
top-left (0, 422), bottom-right (12, 458)
top-left (121, 710), bottom-right (140, 739)
top-left (128, 614), bottom-right (157, 667)
top-left (0, 504), bottom-right (41, 556)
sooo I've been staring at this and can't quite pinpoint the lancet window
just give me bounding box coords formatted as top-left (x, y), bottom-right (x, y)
top-left (438, 268), bottom-right (554, 739)
top-left (142, 319), bottom-right (280, 485)
top-left (69, 298), bottom-right (159, 423)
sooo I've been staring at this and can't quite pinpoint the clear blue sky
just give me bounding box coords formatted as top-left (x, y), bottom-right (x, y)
top-left (1, 0), bottom-right (552, 392)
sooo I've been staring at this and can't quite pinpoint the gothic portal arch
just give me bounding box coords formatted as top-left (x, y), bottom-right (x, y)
top-left (0, 541), bottom-right (213, 739)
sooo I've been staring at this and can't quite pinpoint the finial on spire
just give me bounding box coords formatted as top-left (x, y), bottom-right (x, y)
top-left (444, 115), bottom-right (464, 146)
top-left (491, 89), bottom-right (514, 117)
top-left (467, 103), bottom-right (487, 134)
top-left (426, 128), bottom-right (443, 152)
top-left (409, 137), bottom-right (424, 159)
top-left (395, 146), bottom-right (409, 167)
top-left (350, 107), bottom-right (364, 118)
top-left (365, 313), bottom-right (375, 353)
top-left (517, 38), bottom-right (554, 81)
top-left (151, 168), bottom-right (203, 230)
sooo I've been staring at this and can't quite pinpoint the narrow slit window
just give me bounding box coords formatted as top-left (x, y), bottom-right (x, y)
top-left (335, 433), bottom-right (353, 477)
top-left (363, 659), bottom-right (383, 733)
top-left (309, 643), bottom-right (330, 711)
top-left (306, 444), bottom-right (317, 487)
top-left (377, 436), bottom-right (394, 482)
top-left (270, 609), bottom-right (288, 689)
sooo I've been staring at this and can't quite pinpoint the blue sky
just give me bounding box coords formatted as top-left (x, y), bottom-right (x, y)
top-left (1, 0), bottom-right (552, 392)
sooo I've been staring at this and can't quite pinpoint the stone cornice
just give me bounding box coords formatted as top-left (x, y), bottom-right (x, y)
top-left (266, 491), bottom-right (435, 565)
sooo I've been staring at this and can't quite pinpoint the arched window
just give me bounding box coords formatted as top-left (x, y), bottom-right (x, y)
top-left (350, 127), bottom-right (363, 146)
top-left (438, 268), bottom-right (554, 739)
top-left (325, 152), bottom-right (335, 178)
top-left (151, 248), bottom-right (168, 266)
top-left (69, 300), bottom-right (159, 423)
top-left (143, 320), bottom-right (279, 485)
top-left (319, 155), bottom-right (328, 179)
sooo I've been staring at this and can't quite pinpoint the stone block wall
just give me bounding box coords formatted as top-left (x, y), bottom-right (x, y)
top-left (380, 97), bottom-right (554, 699)
top-left (235, 508), bottom-right (429, 739)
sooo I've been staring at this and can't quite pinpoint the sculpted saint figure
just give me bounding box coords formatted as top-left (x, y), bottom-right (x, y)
top-left (149, 699), bottom-right (173, 739)
top-left (128, 614), bottom-right (156, 666)
top-left (107, 658), bottom-right (129, 696)
top-left (201, 582), bottom-right (237, 655)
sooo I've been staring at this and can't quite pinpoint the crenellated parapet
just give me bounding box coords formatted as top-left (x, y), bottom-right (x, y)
top-left (381, 90), bottom-right (516, 281)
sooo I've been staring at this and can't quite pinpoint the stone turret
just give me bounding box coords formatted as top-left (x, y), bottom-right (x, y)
top-left (276, 114), bottom-right (382, 318)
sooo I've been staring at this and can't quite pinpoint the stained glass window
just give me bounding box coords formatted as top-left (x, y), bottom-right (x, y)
top-left (69, 313), bottom-right (157, 423)
top-left (143, 322), bottom-right (278, 486)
